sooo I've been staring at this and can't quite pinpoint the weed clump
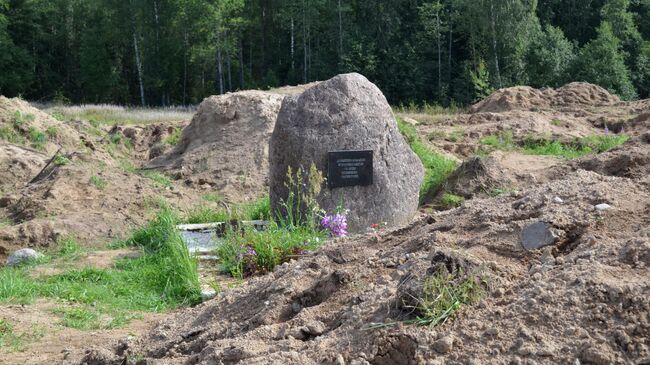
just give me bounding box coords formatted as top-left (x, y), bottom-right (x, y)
top-left (440, 192), bottom-right (465, 208)
top-left (396, 117), bottom-right (457, 203)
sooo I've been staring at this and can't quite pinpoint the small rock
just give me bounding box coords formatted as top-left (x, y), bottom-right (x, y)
top-left (6, 248), bottom-right (43, 267)
top-left (433, 336), bottom-right (454, 354)
top-left (595, 203), bottom-right (611, 211)
top-left (336, 354), bottom-right (346, 365)
top-left (305, 321), bottom-right (326, 336)
top-left (553, 197), bottom-right (563, 204)
top-left (521, 222), bottom-right (559, 251)
top-left (581, 344), bottom-right (614, 365)
top-left (200, 290), bottom-right (217, 301)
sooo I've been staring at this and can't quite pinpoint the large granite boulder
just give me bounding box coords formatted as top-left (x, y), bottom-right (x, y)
top-left (269, 73), bottom-right (424, 232)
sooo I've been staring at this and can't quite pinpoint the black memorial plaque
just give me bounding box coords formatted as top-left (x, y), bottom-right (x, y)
top-left (328, 150), bottom-right (373, 188)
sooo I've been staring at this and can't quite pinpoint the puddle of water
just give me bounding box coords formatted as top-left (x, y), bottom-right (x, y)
top-left (180, 230), bottom-right (223, 255)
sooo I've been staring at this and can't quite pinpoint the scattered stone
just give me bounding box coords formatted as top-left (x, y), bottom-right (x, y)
top-left (520, 222), bottom-right (559, 251)
top-left (433, 336), bottom-right (454, 354)
top-left (305, 321), bottom-right (326, 336)
top-left (201, 289), bottom-right (217, 301)
top-left (6, 248), bottom-right (42, 266)
top-left (595, 203), bottom-right (612, 211)
top-left (580, 344), bottom-right (615, 365)
top-left (553, 197), bottom-right (564, 204)
top-left (269, 73), bottom-right (424, 232)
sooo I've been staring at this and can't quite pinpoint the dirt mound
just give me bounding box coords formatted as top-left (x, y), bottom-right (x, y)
top-left (470, 82), bottom-right (620, 113)
top-left (82, 169), bottom-right (649, 364)
top-left (109, 122), bottom-right (186, 161)
top-left (431, 152), bottom-right (562, 202)
top-left (0, 96), bottom-right (78, 154)
top-left (147, 91), bottom-right (285, 202)
top-left (0, 144), bottom-right (47, 193)
top-left (574, 133), bottom-right (650, 179)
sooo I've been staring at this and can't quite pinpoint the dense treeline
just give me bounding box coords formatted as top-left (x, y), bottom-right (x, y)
top-left (0, 0), bottom-right (649, 106)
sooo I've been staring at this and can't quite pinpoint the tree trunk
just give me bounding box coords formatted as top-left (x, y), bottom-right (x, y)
top-left (291, 16), bottom-right (295, 70)
top-left (216, 46), bottom-right (224, 95)
top-left (490, 0), bottom-right (502, 88)
top-left (239, 38), bottom-right (245, 89)
top-left (302, 0), bottom-right (307, 83)
top-left (183, 31), bottom-right (188, 105)
top-left (436, 7), bottom-right (441, 97)
top-left (227, 51), bottom-right (232, 92)
top-left (338, 0), bottom-right (343, 60)
top-left (133, 32), bottom-right (145, 106)
top-left (448, 18), bottom-right (452, 84)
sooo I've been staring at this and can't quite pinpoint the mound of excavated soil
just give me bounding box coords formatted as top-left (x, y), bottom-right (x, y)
top-left (0, 96), bottom-right (78, 154)
top-left (431, 151), bottom-right (562, 202)
top-left (147, 91), bottom-right (285, 202)
top-left (470, 82), bottom-right (621, 113)
top-left (80, 166), bottom-right (650, 365)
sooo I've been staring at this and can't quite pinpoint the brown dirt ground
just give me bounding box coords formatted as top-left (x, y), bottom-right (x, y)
top-left (0, 82), bottom-right (649, 364)
top-left (75, 83), bottom-right (650, 365)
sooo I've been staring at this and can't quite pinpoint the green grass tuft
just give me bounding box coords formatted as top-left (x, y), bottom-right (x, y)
top-left (89, 175), bottom-right (107, 190)
top-left (0, 208), bottom-right (201, 330)
top-left (0, 319), bottom-right (44, 353)
top-left (407, 269), bottom-right (485, 326)
top-left (165, 127), bottom-right (182, 145)
top-left (397, 117), bottom-right (457, 203)
top-left (217, 223), bottom-right (325, 278)
top-left (141, 171), bottom-right (172, 188)
top-left (53, 154), bottom-right (71, 166)
top-left (440, 192), bottom-right (465, 208)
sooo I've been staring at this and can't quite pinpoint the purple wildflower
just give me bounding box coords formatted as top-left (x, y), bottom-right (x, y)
top-left (321, 212), bottom-right (348, 237)
top-left (604, 126), bottom-right (610, 135)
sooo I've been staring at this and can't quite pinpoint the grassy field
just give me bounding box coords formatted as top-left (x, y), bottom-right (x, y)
top-left (40, 104), bottom-right (195, 125)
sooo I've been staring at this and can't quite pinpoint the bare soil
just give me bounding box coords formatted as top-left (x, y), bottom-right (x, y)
top-left (0, 82), bottom-right (648, 364)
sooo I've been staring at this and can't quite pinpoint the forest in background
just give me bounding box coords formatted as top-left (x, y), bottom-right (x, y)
top-left (0, 0), bottom-right (649, 106)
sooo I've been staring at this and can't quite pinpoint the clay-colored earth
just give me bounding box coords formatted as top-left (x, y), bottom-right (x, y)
top-left (0, 82), bottom-right (648, 364)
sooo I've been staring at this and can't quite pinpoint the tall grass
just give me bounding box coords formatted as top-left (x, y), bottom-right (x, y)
top-left (217, 223), bottom-right (325, 278)
top-left (0, 208), bottom-right (201, 330)
top-left (396, 117), bottom-right (457, 203)
top-left (41, 104), bottom-right (195, 124)
top-left (184, 195), bottom-right (271, 224)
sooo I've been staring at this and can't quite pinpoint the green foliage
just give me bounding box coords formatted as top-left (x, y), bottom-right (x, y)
top-left (523, 134), bottom-right (629, 158)
top-left (469, 59), bottom-right (494, 102)
top-left (89, 175), bottom-right (107, 190)
top-left (184, 196), bottom-right (271, 224)
top-left (406, 268), bottom-right (485, 326)
top-left (0, 319), bottom-right (43, 353)
top-left (440, 192), bottom-right (465, 208)
top-left (216, 223), bottom-right (325, 278)
top-left (396, 117), bottom-right (457, 202)
top-left (46, 126), bottom-right (58, 138)
top-left (572, 22), bottom-right (638, 100)
top-left (0, 208), bottom-right (201, 329)
top-left (526, 25), bottom-right (576, 87)
top-left (277, 164), bottom-right (324, 230)
top-left (0, 0), bottom-right (648, 106)
top-left (202, 192), bottom-right (224, 203)
top-left (28, 128), bottom-right (47, 149)
top-left (165, 127), bottom-right (182, 145)
top-left (53, 154), bottom-right (71, 166)
top-left (480, 131), bottom-right (516, 150)
top-left (141, 171), bottom-right (172, 188)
